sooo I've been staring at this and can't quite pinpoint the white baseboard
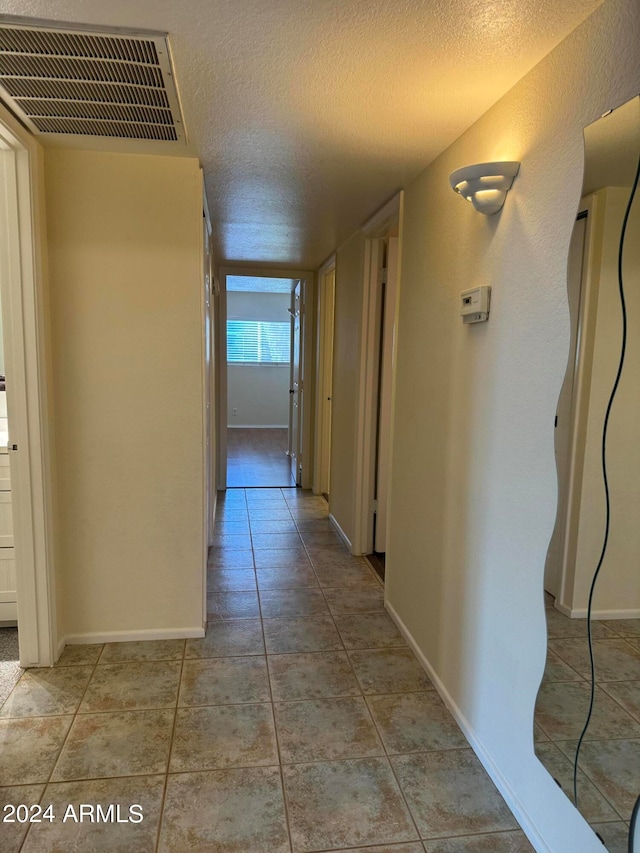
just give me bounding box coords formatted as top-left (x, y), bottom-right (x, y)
top-left (555, 602), bottom-right (640, 620)
top-left (385, 599), bottom-right (550, 853)
top-left (329, 513), bottom-right (352, 551)
top-left (62, 626), bottom-right (206, 646)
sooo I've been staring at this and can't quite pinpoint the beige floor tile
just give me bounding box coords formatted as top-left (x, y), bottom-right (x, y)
top-left (208, 550), bottom-right (254, 570)
top-left (256, 566), bottom-right (319, 589)
top-left (263, 615), bottom-right (343, 653)
top-left (541, 649), bottom-right (585, 683)
top-left (0, 667), bottom-right (93, 718)
top-left (208, 569), bottom-right (257, 592)
top-left (314, 564), bottom-right (380, 588)
top-left (601, 680), bottom-right (640, 723)
top-left (170, 703), bottom-right (278, 771)
top-left (179, 656), bottom-right (270, 706)
top-left (558, 738), bottom-right (640, 819)
top-left (367, 692), bottom-right (468, 754)
top-left (283, 757), bottom-right (418, 851)
top-left (331, 846), bottom-right (425, 853)
top-left (252, 532), bottom-right (303, 550)
top-left (534, 742), bottom-right (618, 821)
top-left (253, 548), bottom-right (311, 569)
top-left (297, 528), bottom-right (344, 547)
top-left (422, 832), bottom-right (534, 851)
top-left (21, 775), bottom-right (165, 853)
top-left (324, 586), bottom-right (386, 615)
top-left (54, 645), bottom-right (103, 667)
top-left (247, 508), bottom-right (293, 521)
top-left (0, 785), bottom-right (45, 853)
top-left (544, 609), bottom-right (615, 640)
top-left (52, 709), bottom-right (174, 782)
top-left (79, 661), bottom-right (181, 713)
top-left (392, 750), bottom-right (519, 839)
top-left (99, 640), bottom-right (185, 663)
top-left (602, 619), bottom-right (640, 638)
top-left (306, 546), bottom-right (369, 571)
top-left (250, 518), bottom-right (299, 534)
top-left (349, 649), bottom-right (433, 695)
top-left (211, 534), bottom-right (253, 549)
top-left (215, 519), bottom-right (250, 534)
top-left (590, 822), bottom-right (630, 853)
top-left (260, 588), bottom-right (329, 619)
top-left (158, 767), bottom-right (289, 853)
top-left (549, 638), bottom-right (640, 682)
top-left (185, 620), bottom-right (265, 658)
top-left (274, 697), bottom-right (384, 763)
top-left (268, 651), bottom-right (360, 701)
top-left (0, 717), bottom-right (72, 785)
top-left (534, 682), bottom-right (640, 741)
top-left (207, 591), bottom-right (261, 620)
top-left (335, 613), bottom-right (407, 649)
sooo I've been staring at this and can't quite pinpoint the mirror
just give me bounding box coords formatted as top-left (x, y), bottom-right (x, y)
top-left (534, 94), bottom-right (640, 853)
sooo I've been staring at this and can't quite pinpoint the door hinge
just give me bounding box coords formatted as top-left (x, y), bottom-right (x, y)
top-left (378, 268), bottom-right (387, 286)
top-left (371, 499), bottom-right (378, 514)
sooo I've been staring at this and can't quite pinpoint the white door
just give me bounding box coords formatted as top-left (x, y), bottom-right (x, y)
top-left (203, 219), bottom-right (213, 545)
top-left (318, 269), bottom-right (335, 496)
top-left (289, 282), bottom-right (302, 485)
top-left (374, 238), bottom-right (398, 553)
top-left (544, 211), bottom-right (588, 596)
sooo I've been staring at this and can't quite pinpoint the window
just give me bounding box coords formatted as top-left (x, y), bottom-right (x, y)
top-left (227, 320), bottom-right (290, 364)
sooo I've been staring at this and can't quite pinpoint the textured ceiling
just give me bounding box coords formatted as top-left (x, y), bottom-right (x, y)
top-left (0, 0), bottom-right (604, 268)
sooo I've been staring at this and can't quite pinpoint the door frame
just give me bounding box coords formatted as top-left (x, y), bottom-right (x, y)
top-left (0, 105), bottom-right (57, 666)
top-left (352, 192), bottom-right (403, 555)
top-left (217, 266), bottom-right (315, 491)
top-left (313, 256), bottom-right (336, 496)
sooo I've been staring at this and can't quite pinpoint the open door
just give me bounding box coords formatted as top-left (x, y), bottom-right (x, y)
top-left (374, 237), bottom-right (398, 553)
top-left (288, 281), bottom-right (302, 485)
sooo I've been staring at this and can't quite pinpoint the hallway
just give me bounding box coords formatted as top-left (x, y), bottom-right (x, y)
top-left (227, 428), bottom-right (295, 488)
top-left (0, 488), bottom-right (532, 852)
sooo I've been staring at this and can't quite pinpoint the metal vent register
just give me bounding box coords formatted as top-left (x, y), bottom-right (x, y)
top-left (0, 19), bottom-right (185, 142)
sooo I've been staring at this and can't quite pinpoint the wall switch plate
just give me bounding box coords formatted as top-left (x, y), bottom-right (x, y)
top-left (460, 286), bottom-right (491, 323)
top-left (232, 408), bottom-right (238, 416)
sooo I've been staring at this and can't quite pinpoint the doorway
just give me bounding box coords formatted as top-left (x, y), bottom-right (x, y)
top-left (0, 109), bottom-right (56, 667)
top-left (225, 275), bottom-right (296, 488)
top-left (217, 267), bottom-right (315, 492)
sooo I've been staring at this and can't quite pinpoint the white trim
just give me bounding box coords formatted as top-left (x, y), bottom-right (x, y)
top-left (0, 105), bottom-right (56, 667)
top-left (555, 602), bottom-right (640, 620)
top-left (62, 627), bottom-right (206, 646)
top-left (329, 512), bottom-right (352, 551)
top-left (385, 599), bottom-right (550, 853)
top-left (361, 193), bottom-right (401, 236)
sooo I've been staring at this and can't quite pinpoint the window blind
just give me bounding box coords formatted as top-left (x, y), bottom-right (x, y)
top-left (227, 320), bottom-right (290, 364)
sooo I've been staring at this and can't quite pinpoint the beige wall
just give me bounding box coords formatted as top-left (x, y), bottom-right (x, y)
top-left (567, 187), bottom-right (640, 613)
top-left (329, 231), bottom-right (365, 544)
top-left (385, 0), bottom-right (640, 849)
top-left (45, 149), bottom-right (205, 641)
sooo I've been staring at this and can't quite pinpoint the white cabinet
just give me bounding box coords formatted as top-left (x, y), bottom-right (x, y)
top-left (0, 448), bottom-right (16, 623)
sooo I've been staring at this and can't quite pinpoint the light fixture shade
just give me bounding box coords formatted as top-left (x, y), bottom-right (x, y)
top-left (449, 161), bottom-right (520, 215)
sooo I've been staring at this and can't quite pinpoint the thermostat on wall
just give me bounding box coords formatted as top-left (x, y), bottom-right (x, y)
top-left (460, 286), bottom-right (491, 324)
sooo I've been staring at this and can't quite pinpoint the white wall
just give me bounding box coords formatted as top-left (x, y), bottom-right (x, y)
top-left (227, 290), bottom-right (290, 427)
top-left (384, 0), bottom-right (640, 850)
top-left (567, 187), bottom-right (640, 614)
top-left (45, 149), bottom-right (205, 641)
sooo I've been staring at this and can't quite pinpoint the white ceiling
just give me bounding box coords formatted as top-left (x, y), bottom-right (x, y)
top-left (0, 0), bottom-right (604, 268)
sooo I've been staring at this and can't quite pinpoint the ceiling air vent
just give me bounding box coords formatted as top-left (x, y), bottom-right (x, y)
top-left (0, 18), bottom-right (186, 143)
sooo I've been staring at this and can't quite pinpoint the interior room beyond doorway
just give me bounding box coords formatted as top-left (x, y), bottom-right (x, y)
top-left (226, 276), bottom-right (296, 488)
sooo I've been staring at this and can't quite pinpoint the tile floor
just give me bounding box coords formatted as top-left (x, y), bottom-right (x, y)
top-left (535, 593), bottom-right (640, 852)
top-left (227, 428), bottom-right (295, 487)
top-left (0, 488), bottom-right (534, 852)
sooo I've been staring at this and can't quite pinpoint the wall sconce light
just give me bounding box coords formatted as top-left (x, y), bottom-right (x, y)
top-left (449, 161), bottom-right (520, 215)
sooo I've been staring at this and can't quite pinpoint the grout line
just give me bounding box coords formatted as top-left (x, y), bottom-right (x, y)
top-left (154, 627), bottom-right (186, 853)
